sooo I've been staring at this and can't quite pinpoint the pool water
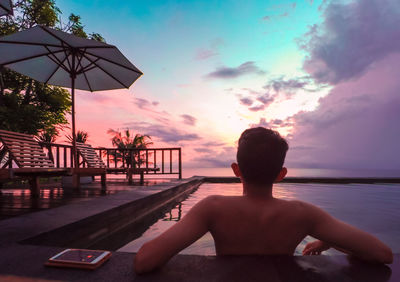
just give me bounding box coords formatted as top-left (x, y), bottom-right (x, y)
top-left (118, 183), bottom-right (400, 255)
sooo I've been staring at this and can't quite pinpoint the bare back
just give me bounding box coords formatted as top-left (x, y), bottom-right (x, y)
top-left (134, 188), bottom-right (393, 273)
top-left (208, 195), bottom-right (309, 255)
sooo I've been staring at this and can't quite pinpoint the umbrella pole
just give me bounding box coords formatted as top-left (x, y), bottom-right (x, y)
top-left (0, 66), bottom-right (4, 98)
top-left (71, 76), bottom-right (78, 169)
top-left (71, 74), bottom-right (80, 189)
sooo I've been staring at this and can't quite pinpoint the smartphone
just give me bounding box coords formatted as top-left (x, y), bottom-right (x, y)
top-left (46, 249), bottom-right (111, 270)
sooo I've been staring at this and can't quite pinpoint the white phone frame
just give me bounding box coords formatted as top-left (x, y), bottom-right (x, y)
top-left (49, 249), bottom-right (110, 264)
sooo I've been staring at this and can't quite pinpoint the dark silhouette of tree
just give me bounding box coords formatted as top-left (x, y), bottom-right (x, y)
top-left (66, 130), bottom-right (89, 144)
top-left (107, 129), bottom-right (153, 168)
top-left (0, 0), bottom-right (104, 138)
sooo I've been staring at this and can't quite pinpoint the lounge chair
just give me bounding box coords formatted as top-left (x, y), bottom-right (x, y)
top-left (0, 129), bottom-right (70, 196)
top-left (76, 142), bottom-right (159, 185)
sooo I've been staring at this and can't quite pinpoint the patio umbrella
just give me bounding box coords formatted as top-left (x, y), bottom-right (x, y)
top-left (0, 25), bottom-right (143, 168)
top-left (0, 0), bottom-right (13, 16)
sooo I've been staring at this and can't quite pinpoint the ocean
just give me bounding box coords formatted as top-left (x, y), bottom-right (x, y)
top-left (182, 167), bottom-right (400, 178)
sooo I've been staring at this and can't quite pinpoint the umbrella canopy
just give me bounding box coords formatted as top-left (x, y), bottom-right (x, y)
top-left (0, 25), bottom-right (143, 168)
top-left (0, 0), bottom-right (13, 16)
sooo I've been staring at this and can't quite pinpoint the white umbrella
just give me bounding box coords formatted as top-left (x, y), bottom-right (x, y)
top-left (0, 25), bottom-right (143, 168)
top-left (0, 0), bottom-right (13, 16)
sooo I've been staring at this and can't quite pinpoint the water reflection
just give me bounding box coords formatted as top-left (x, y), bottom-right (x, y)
top-left (119, 183), bottom-right (400, 256)
top-left (163, 203), bottom-right (182, 222)
top-left (0, 186), bottom-right (119, 220)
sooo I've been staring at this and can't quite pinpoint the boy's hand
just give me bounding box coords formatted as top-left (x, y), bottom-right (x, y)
top-left (302, 240), bottom-right (330, 255)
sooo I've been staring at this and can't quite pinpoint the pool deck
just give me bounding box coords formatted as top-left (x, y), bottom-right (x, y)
top-left (0, 176), bottom-right (399, 281)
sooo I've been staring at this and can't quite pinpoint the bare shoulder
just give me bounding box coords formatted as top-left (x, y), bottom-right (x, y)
top-left (285, 199), bottom-right (327, 218)
top-left (190, 195), bottom-right (222, 211)
top-left (192, 195), bottom-right (238, 215)
top-left (282, 199), bottom-right (310, 209)
top-left (196, 195), bottom-right (230, 209)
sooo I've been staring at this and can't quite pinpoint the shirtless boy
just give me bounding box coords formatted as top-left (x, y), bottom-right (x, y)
top-left (134, 127), bottom-right (393, 273)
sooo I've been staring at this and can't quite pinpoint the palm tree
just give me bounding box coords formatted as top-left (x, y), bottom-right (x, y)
top-left (36, 127), bottom-right (59, 162)
top-left (107, 129), bottom-right (153, 168)
top-left (36, 128), bottom-right (59, 143)
top-left (66, 130), bottom-right (89, 144)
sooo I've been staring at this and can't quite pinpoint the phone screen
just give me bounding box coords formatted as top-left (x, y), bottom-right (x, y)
top-left (52, 250), bottom-right (106, 263)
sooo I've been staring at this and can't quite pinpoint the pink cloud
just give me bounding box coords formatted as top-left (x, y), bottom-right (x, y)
top-left (300, 0), bottom-right (400, 85)
top-left (287, 53), bottom-right (400, 169)
top-left (284, 0), bottom-right (400, 170)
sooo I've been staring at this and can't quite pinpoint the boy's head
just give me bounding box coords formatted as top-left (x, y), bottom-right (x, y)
top-left (235, 127), bottom-right (288, 186)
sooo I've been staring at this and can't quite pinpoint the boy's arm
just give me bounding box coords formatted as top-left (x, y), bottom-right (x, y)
top-left (304, 203), bottom-right (393, 264)
top-left (134, 196), bottom-right (214, 274)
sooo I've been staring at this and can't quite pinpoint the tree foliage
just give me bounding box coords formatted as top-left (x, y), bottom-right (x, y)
top-left (0, 0), bottom-right (104, 137)
top-left (107, 129), bottom-right (153, 168)
top-left (66, 130), bottom-right (89, 144)
top-left (108, 129), bottom-right (153, 150)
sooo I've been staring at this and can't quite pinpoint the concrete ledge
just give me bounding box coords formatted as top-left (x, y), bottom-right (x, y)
top-left (0, 244), bottom-right (398, 281)
top-left (23, 177), bottom-right (203, 249)
top-left (0, 177), bottom-right (203, 247)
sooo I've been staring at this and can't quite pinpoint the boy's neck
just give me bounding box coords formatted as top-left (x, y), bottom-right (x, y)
top-left (242, 182), bottom-right (273, 199)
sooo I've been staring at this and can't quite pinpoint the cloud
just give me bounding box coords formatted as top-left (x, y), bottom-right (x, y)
top-left (124, 121), bottom-right (201, 143)
top-left (193, 148), bottom-right (213, 153)
top-left (256, 94), bottom-right (274, 105)
top-left (134, 98), bottom-right (159, 110)
top-left (262, 16), bottom-right (270, 21)
top-left (205, 61), bottom-right (266, 79)
top-left (191, 146), bottom-right (236, 168)
top-left (251, 118), bottom-right (271, 128)
top-left (194, 37), bottom-right (224, 60)
top-left (181, 114), bottom-right (197, 126)
top-left (264, 77), bottom-right (310, 93)
top-left (287, 52), bottom-right (400, 169)
top-left (239, 97), bottom-right (253, 106)
top-left (195, 48), bottom-right (218, 60)
top-left (249, 104), bottom-right (265, 112)
top-left (201, 141), bottom-right (226, 147)
top-left (250, 118), bottom-right (292, 129)
top-left (300, 0), bottom-right (400, 84)
top-left (285, 0), bottom-right (400, 170)
top-left (132, 97), bottom-right (170, 124)
top-left (235, 88), bottom-right (274, 111)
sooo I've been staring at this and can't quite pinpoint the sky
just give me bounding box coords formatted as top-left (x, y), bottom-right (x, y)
top-left (54, 0), bottom-right (400, 170)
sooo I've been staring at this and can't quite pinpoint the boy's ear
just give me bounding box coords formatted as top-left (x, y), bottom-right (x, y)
top-left (231, 163), bottom-right (241, 177)
top-left (274, 167), bottom-right (287, 183)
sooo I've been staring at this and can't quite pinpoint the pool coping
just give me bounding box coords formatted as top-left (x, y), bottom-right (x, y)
top-left (0, 177), bottom-right (204, 247)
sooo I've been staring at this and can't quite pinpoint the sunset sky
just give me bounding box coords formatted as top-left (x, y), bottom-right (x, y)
top-left (55, 0), bottom-right (400, 170)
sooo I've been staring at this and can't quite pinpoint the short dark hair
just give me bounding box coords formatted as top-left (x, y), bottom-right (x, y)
top-left (237, 127), bottom-right (288, 186)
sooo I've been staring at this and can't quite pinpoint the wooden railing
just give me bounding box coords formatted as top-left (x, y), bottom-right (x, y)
top-left (94, 147), bottom-right (182, 179)
top-left (38, 142), bottom-right (182, 179)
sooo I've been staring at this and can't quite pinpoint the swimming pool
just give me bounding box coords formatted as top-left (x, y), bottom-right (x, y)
top-left (118, 182), bottom-right (400, 255)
